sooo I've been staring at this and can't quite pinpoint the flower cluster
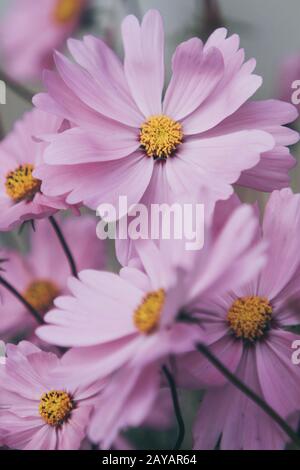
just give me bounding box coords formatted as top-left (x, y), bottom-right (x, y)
top-left (0, 8), bottom-right (300, 451)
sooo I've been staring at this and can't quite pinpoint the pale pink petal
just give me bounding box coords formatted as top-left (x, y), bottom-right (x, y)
top-left (122, 10), bottom-right (164, 116)
top-left (58, 336), bottom-right (142, 385)
top-left (258, 188), bottom-right (300, 300)
top-left (187, 204), bottom-right (266, 303)
top-left (183, 53), bottom-right (262, 134)
top-left (2, 414), bottom-right (45, 450)
top-left (23, 424), bottom-right (57, 450)
top-left (58, 406), bottom-right (92, 450)
top-left (193, 349), bottom-right (288, 450)
top-left (89, 363), bottom-right (159, 448)
top-left (169, 130), bottom-right (274, 204)
top-left (34, 70), bottom-right (105, 129)
top-left (256, 330), bottom-right (300, 418)
top-left (163, 39), bottom-right (224, 120)
top-left (54, 50), bottom-right (142, 127)
top-left (202, 100), bottom-right (298, 143)
top-left (67, 35), bottom-right (144, 122)
top-left (43, 127), bottom-right (139, 165)
top-left (35, 152), bottom-right (154, 212)
top-left (178, 333), bottom-right (242, 388)
top-left (237, 146), bottom-right (295, 191)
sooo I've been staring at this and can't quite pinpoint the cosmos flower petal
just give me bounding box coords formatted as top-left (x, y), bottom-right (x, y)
top-left (121, 9), bottom-right (164, 116)
top-left (237, 146), bottom-right (295, 192)
top-left (43, 127), bottom-right (139, 165)
top-left (34, 70), bottom-right (104, 129)
top-left (178, 334), bottom-right (243, 388)
top-left (67, 35), bottom-right (144, 121)
top-left (182, 57), bottom-right (262, 135)
top-left (256, 330), bottom-right (300, 417)
top-left (163, 39), bottom-right (224, 120)
top-left (173, 130), bottom-right (274, 205)
top-left (89, 363), bottom-right (159, 448)
top-left (258, 188), bottom-right (300, 300)
top-left (54, 50), bottom-right (142, 127)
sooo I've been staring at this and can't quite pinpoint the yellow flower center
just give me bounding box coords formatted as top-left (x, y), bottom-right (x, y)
top-left (5, 164), bottom-right (41, 203)
top-left (140, 115), bottom-right (183, 159)
top-left (39, 390), bottom-right (73, 426)
top-left (23, 280), bottom-right (60, 313)
top-left (227, 296), bottom-right (272, 341)
top-left (54, 0), bottom-right (81, 23)
top-left (134, 289), bottom-right (165, 334)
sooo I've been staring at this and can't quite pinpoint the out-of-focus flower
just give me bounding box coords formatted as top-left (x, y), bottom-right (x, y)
top-left (0, 215), bottom-right (105, 340)
top-left (0, 341), bottom-right (103, 450)
top-left (178, 188), bottom-right (300, 450)
top-left (95, 387), bottom-right (173, 451)
top-left (278, 54), bottom-right (300, 112)
top-left (36, 203), bottom-right (266, 447)
top-left (33, 9), bottom-right (298, 216)
top-left (0, 0), bottom-right (89, 81)
top-left (0, 108), bottom-right (74, 231)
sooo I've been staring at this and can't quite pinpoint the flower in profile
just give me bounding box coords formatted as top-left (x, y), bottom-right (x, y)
top-left (0, 341), bottom-right (103, 450)
top-left (36, 203), bottom-right (266, 447)
top-left (33, 9), bottom-right (298, 216)
top-left (0, 0), bottom-right (89, 81)
top-left (0, 215), bottom-right (105, 340)
top-left (178, 188), bottom-right (300, 450)
top-left (0, 108), bottom-right (74, 231)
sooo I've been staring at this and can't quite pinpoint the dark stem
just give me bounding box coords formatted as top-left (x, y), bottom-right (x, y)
top-left (162, 365), bottom-right (185, 450)
top-left (202, 0), bottom-right (224, 39)
top-left (0, 69), bottom-right (34, 104)
top-left (196, 343), bottom-right (300, 448)
top-left (0, 275), bottom-right (43, 324)
top-left (49, 216), bottom-right (78, 278)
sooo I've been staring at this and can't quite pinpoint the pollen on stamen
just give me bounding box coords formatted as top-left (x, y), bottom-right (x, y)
top-left (5, 164), bottom-right (41, 203)
top-left (140, 115), bottom-right (183, 159)
top-left (54, 0), bottom-right (81, 23)
top-left (23, 280), bottom-right (60, 313)
top-left (227, 296), bottom-right (273, 342)
top-left (134, 289), bottom-right (165, 334)
top-left (39, 390), bottom-right (73, 426)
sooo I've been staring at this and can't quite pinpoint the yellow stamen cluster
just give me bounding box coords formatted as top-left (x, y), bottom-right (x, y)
top-left (134, 289), bottom-right (165, 334)
top-left (5, 164), bottom-right (41, 203)
top-left (54, 0), bottom-right (81, 23)
top-left (39, 390), bottom-right (73, 426)
top-left (24, 280), bottom-right (60, 313)
top-left (140, 115), bottom-right (183, 159)
top-left (227, 296), bottom-right (272, 341)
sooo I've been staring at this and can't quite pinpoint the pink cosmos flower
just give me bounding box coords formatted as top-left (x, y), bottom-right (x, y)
top-left (0, 0), bottom-right (89, 81)
top-left (0, 108), bottom-right (74, 231)
top-left (178, 188), bottom-right (300, 450)
top-left (36, 203), bottom-right (266, 447)
top-left (0, 341), bottom-right (103, 450)
top-left (0, 215), bottom-right (105, 340)
top-left (33, 9), bottom-right (298, 216)
top-left (278, 54), bottom-right (300, 112)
